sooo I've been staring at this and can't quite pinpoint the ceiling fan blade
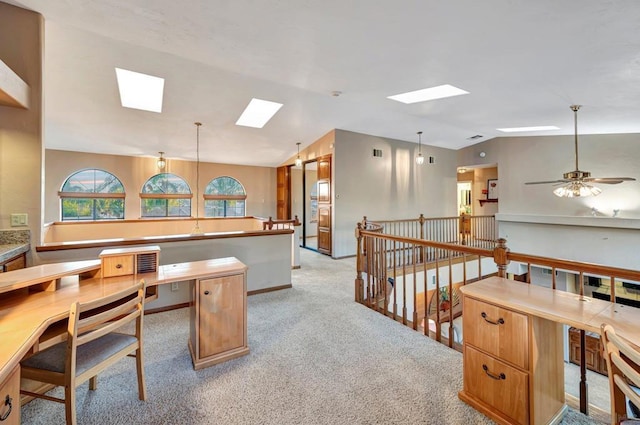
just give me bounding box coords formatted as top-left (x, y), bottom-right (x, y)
top-left (584, 177), bottom-right (637, 184)
top-left (525, 179), bottom-right (569, 185)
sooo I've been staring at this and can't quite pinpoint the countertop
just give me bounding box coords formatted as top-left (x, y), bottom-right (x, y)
top-left (0, 243), bottom-right (29, 263)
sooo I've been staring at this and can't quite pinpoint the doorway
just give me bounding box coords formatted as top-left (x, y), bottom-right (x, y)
top-left (285, 155), bottom-right (332, 255)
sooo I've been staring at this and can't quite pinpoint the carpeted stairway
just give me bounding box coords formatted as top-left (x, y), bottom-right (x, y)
top-left (21, 250), bottom-right (604, 424)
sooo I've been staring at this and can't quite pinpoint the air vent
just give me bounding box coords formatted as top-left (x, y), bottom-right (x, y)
top-left (137, 252), bottom-right (158, 274)
top-left (373, 149), bottom-right (383, 157)
top-left (468, 134), bottom-right (483, 140)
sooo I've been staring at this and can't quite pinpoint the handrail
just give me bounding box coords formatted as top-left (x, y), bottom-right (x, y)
top-left (261, 215), bottom-right (300, 230)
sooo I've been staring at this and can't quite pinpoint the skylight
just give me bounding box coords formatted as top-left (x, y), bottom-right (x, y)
top-left (235, 98), bottom-right (283, 128)
top-left (497, 126), bottom-right (560, 133)
top-left (387, 84), bottom-right (469, 104)
top-left (115, 68), bottom-right (165, 113)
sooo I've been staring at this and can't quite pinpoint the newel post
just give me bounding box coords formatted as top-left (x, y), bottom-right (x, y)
top-left (355, 222), bottom-right (365, 303)
top-left (493, 238), bottom-right (510, 278)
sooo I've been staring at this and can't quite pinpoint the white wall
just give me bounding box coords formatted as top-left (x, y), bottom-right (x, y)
top-left (334, 130), bottom-right (458, 258)
top-left (458, 133), bottom-right (640, 270)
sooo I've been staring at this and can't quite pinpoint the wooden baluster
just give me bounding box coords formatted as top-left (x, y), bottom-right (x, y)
top-left (493, 238), bottom-right (510, 278)
top-left (580, 328), bottom-right (589, 415)
top-left (402, 241), bottom-right (407, 325)
top-left (392, 240), bottom-right (398, 320)
top-left (412, 245), bottom-right (418, 330)
top-left (355, 223), bottom-right (364, 303)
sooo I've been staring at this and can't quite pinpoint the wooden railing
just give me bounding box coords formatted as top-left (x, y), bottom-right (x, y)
top-left (261, 216), bottom-right (300, 230)
top-left (354, 222), bottom-right (640, 415)
top-left (363, 214), bottom-right (496, 249)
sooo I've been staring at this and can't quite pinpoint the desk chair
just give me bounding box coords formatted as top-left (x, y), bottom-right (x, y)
top-left (601, 324), bottom-right (640, 425)
top-left (21, 281), bottom-right (147, 425)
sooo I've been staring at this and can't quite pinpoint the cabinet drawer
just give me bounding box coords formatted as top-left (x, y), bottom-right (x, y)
top-left (0, 366), bottom-right (20, 425)
top-left (464, 345), bottom-right (529, 425)
top-left (101, 255), bottom-right (134, 277)
top-left (464, 297), bottom-right (529, 369)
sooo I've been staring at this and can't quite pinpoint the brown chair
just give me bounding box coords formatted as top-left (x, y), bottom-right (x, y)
top-left (21, 281), bottom-right (147, 425)
top-left (601, 324), bottom-right (640, 425)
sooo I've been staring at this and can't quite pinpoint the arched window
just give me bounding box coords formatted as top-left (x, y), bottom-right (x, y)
top-left (59, 169), bottom-right (125, 221)
top-left (204, 176), bottom-right (246, 217)
top-left (140, 173), bottom-right (192, 217)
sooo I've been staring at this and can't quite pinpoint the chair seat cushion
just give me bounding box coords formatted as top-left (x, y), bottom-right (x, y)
top-left (22, 332), bottom-right (138, 376)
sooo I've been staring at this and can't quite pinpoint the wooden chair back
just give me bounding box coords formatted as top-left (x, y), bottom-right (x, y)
top-left (21, 281), bottom-right (146, 425)
top-left (601, 324), bottom-right (640, 425)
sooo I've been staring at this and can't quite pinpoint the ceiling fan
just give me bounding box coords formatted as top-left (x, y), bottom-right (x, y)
top-left (525, 105), bottom-right (636, 197)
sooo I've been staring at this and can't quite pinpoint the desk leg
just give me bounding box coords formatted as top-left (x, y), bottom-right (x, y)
top-left (579, 329), bottom-right (589, 415)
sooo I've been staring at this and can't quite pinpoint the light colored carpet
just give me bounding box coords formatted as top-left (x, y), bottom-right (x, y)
top-left (21, 250), bottom-right (604, 424)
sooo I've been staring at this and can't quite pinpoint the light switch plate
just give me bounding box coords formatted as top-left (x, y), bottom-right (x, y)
top-left (10, 213), bottom-right (28, 227)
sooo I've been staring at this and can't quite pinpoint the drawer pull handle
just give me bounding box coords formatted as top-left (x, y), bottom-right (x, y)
top-left (482, 364), bottom-right (506, 381)
top-left (0, 395), bottom-right (12, 421)
top-left (481, 312), bottom-right (504, 325)
top-left (204, 290), bottom-right (210, 295)
top-left (115, 264), bottom-right (123, 269)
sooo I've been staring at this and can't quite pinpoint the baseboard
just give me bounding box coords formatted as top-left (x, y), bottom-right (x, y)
top-left (145, 302), bottom-right (190, 315)
top-left (332, 254), bottom-right (356, 260)
top-left (564, 393), bottom-right (610, 423)
top-left (248, 284), bottom-right (292, 296)
top-left (144, 285), bottom-right (292, 315)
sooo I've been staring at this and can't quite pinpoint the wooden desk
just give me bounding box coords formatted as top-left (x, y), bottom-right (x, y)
top-left (458, 276), bottom-right (640, 425)
top-left (0, 256), bottom-right (249, 424)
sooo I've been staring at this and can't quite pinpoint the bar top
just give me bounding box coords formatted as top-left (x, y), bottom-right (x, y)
top-left (460, 276), bottom-right (640, 346)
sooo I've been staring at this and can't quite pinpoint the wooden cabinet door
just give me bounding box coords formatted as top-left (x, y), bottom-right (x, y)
top-left (198, 274), bottom-right (245, 358)
top-left (316, 155), bottom-right (332, 255)
top-left (276, 166), bottom-right (290, 220)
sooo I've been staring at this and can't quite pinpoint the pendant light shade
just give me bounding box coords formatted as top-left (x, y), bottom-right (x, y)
top-left (416, 131), bottom-right (425, 165)
top-left (295, 142), bottom-right (302, 167)
top-left (157, 151), bottom-right (166, 169)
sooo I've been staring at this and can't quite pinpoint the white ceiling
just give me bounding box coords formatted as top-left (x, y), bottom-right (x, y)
top-left (7, 0), bottom-right (640, 166)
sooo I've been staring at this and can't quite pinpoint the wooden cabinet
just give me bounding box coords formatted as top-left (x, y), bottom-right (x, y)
top-left (99, 246), bottom-right (159, 278)
top-left (0, 365), bottom-right (19, 424)
top-left (0, 253), bottom-right (26, 273)
top-left (189, 269), bottom-right (249, 370)
top-left (568, 327), bottom-right (607, 375)
top-left (460, 297), bottom-right (565, 425)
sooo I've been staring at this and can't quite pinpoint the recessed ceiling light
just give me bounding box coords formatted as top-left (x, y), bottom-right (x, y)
top-left (235, 98), bottom-right (283, 128)
top-left (497, 125), bottom-right (560, 133)
top-left (387, 84), bottom-right (469, 104)
top-left (115, 68), bottom-right (164, 113)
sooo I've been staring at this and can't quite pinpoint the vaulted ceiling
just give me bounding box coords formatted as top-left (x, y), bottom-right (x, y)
top-left (6, 0), bottom-right (640, 166)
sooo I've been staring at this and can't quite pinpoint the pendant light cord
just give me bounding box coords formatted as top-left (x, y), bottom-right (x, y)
top-left (195, 122), bottom-right (202, 227)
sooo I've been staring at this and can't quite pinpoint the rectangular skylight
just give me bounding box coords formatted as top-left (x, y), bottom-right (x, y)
top-left (115, 68), bottom-right (165, 113)
top-left (235, 98), bottom-right (283, 128)
top-left (497, 126), bottom-right (560, 133)
top-left (387, 84), bottom-right (469, 104)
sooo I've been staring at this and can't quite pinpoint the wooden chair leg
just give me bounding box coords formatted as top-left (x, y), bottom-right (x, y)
top-left (136, 349), bottom-right (146, 401)
top-left (89, 376), bottom-right (97, 390)
top-left (65, 385), bottom-right (76, 425)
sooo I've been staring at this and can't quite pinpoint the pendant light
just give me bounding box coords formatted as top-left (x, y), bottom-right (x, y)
top-left (416, 131), bottom-right (425, 165)
top-left (157, 151), bottom-right (166, 169)
top-left (295, 142), bottom-right (302, 167)
top-left (191, 122), bottom-right (203, 235)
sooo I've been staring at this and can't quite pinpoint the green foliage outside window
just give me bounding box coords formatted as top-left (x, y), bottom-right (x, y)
top-left (141, 173), bottom-right (192, 217)
top-left (204, 176), bottom-right (246, 217)
top-left (60, 169), bottom-right (125, 221)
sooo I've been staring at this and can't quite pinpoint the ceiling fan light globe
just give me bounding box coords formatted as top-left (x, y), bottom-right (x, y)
top-left (553, 182), bottom-right (601, 198)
